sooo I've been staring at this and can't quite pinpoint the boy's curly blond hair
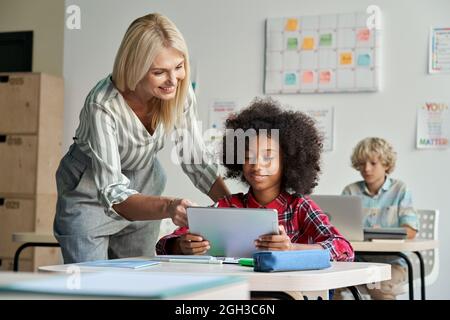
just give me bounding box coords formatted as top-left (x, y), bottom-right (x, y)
top-left (351, 137), bottom-right (397, 174)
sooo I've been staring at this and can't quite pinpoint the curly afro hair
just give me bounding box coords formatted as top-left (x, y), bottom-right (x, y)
top-left (221, 97), bottom-right (323, 195)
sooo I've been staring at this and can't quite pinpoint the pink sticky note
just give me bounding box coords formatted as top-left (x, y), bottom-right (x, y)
top-left (357, 28), bottom-right (370, 41)
top-left (302, 71), bottom-right (314, 84)
top-left (319, 71), bottom-right (331, 83)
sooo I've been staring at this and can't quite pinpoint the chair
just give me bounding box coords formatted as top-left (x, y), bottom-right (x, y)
top-left (400, 209), bottom-right (439, 297)
top-left (412, 209), bottom-right (439, 285)
top-left (12, 232), bottom-right (60, 272)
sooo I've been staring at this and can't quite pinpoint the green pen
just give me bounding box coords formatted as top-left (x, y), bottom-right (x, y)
top-left (238, 258), bottom-right (254, 267)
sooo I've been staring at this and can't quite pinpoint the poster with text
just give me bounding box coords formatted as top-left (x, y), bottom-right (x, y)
top-left (417, 103), bottom-right (449, 149)
top-left (429, 27), bottom-right (450, 74)
top-left (301, 106), bottom-right (334, 152)
top-left (206, 100), bottom-right (238, 156)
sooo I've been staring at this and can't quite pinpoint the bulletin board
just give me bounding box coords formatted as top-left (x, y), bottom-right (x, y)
top-left (264, 12), bottom-right (381, 94)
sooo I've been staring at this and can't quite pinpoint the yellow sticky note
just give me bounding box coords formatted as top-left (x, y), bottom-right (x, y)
top-left (340, 52), bottom-right (353, 65)
top-left (302, 71), bottom-right (314, 84)
top-left (302, 37), bottom-right (315, 50)
top-left (285, 18), bottom-right (299, 31)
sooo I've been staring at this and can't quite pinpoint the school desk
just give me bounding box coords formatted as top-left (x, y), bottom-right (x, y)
top-left (39, 259), bottom-right (391, 300)
top-left (351, 239), bottom-right (438, 300)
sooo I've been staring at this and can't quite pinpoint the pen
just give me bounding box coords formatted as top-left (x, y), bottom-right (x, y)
top-left (167, 259), bottom-right (223, 264)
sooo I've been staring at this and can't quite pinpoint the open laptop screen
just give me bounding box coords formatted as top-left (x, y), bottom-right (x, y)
top-left (309, 195), bottom-right (365, 241)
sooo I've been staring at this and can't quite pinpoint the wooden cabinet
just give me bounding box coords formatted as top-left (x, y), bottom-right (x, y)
top-left (0, 135), bottom-right (37, 194)
top-left (0, 73), bottom-right (63, 271)
top-left (0, 74), bottom-right (40, 134)
top-left (0, 197), bottom-right (35, 259)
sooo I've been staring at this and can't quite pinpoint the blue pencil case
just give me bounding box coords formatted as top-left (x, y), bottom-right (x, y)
top-left (253, 250), bottom-right (331, 272)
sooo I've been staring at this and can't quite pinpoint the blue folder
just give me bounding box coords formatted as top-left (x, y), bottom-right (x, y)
top-left (253, 250), bottom-right (331, 272)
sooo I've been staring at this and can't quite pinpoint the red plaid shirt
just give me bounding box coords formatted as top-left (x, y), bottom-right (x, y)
top-left (156, 190), bottom-right (354, 261)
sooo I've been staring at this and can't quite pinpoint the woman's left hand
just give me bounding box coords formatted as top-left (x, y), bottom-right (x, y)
top-left (255, 225), bottom-right (292, 251)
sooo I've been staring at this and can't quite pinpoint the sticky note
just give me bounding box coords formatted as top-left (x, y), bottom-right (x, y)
top-left (357, 28), bottom-right (370, 41)
top-left (357, 54), bottom-right (371, 66)
top-left (302, 71), bottom-right (314, 83)
top-left (319, 33), bottom-right (332, 46)
top-left (285, 18), bottom-right (299, 31)
top-left (284, 73), bottom-right (297, 85)
top-left (340, 52), bottom-right (353, 65)
top-left (319, 71), bottom-right (331, 83)
top-left (287, 38), bottom-right (298, 50)
top-left (302, 37), bottom-right (315, 50)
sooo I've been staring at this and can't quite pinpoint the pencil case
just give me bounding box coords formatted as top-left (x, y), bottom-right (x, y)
top-left (253, 250), bottom-right (331, 272)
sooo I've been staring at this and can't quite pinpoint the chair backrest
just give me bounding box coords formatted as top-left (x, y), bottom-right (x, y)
top-left (414, 209), bottom-right (439, 285)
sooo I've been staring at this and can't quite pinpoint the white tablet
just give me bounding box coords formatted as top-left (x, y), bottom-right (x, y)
top-left (187, 207), bottom-right (279, 258)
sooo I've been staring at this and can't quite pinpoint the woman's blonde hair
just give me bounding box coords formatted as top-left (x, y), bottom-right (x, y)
top-left (112, 13), bottom-right (190, 129)
top-left (351, 137), bottom-right (397, 174)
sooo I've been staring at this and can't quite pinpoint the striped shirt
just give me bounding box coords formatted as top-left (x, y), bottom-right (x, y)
top-left (156, 190), bottom-right (354, 262)
top-left (342, 177), bottom-right (419, 230)
top-left (74, 75), bottom-right (218, 220)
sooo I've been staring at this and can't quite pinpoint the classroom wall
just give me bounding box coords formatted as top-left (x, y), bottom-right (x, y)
top-left (63, 0), bottom-right (450, 298)
top-left (0, 0), bottom-right (65, 76)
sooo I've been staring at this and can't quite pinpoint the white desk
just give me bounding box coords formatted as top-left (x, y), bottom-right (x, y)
top-left (0, 271), bottom-right (249, 300)
top-left (40, 259), bottom-right (391, 300)
top-left (351, 239), bottom-right (437, 252)
top-left (351, 239), bottom-right (438, 300)
top-left (12, 233), bottom-right (57, 244)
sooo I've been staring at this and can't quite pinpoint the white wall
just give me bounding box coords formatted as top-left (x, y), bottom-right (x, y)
top-left (0, 0), bottom-right (64, 76)
top-left (63, 0), bottom-right (450, 298)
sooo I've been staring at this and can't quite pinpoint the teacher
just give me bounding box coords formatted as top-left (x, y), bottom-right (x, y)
top-left (54, 13), bottom-right (230, 263)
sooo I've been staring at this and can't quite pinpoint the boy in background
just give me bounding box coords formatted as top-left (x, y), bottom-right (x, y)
top-left (341, 137), bottom-right (418, 299)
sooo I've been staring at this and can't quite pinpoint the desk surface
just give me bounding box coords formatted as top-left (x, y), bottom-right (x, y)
top-left (351, 239), bottom-right (438, 252)
top-left (0, 271), bottom-right (249, 300)
top-left (12, 232), bottom-right (57, 243)
top-left (39, 259), bottom-right (391, 293)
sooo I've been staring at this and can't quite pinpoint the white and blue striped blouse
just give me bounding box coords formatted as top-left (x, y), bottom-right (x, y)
top-left (73, 75), bottom-right (218, 219)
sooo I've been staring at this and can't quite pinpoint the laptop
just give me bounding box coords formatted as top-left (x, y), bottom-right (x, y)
top-left (363, 227), bottom-right (407, 240)
top-left (310, 195), bottom-right (408, 241)
top-left (187, 207), bottom-right (279, 258)
top-left (309, 195), bottom-right (365, 241)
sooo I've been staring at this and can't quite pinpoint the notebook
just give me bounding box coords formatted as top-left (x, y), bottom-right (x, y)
top-left (78, 259), bottom-right (160, 269)
top-left (152, 255), bottom-right (215, 261)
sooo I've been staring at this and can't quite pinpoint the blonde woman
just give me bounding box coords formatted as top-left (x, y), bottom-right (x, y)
top-left (54, 13), bottom-right (230, 263)
top-left (342, 137), bottom-right (418, 300)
